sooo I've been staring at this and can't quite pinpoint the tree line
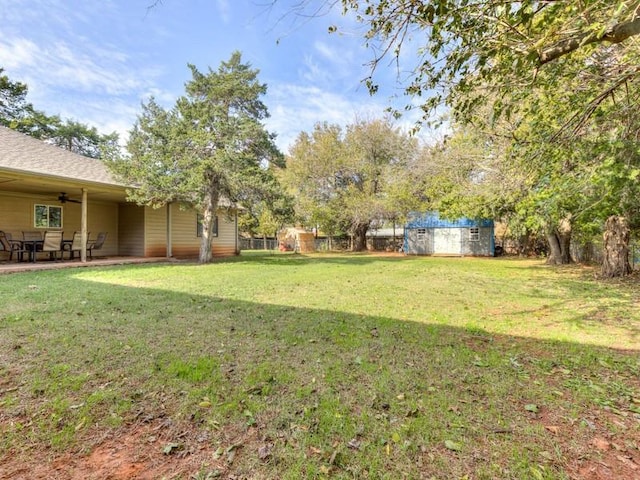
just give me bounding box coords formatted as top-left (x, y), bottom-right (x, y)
top-left (3, 0), bottom-right (639, 274)
top-left (0, 68), bottom-right (119, 158)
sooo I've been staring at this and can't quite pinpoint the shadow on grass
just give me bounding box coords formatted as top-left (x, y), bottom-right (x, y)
top-left (1, 267), bottom-right (640, 479)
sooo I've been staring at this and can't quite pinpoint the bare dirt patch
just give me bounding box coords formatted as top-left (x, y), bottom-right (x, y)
top-left (0, 420), bottom-right (235, 480)
top-left (534, 408), bottom-right (640, 480)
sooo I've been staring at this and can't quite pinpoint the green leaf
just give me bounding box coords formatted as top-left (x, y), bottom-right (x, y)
top-left (444, 440), bottom-right (462, 451)
top-left (628, 404), bottom-right (640, 414)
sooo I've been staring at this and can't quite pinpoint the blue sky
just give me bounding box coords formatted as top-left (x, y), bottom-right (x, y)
top-left (0, 0), bottom-right (435, 151)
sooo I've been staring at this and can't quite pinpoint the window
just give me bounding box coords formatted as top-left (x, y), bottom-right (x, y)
top-left (469, 227), bottom-right (480, 242)
top-left (416, 228), bottom-right (426, 240)
top-left (196, 214), bottom-right (218, 238)
top-left (34, 204), bottom-right (62, 228)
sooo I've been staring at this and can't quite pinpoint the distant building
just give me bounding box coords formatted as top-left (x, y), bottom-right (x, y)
top-left (404, 212), bottom-right (494, 256)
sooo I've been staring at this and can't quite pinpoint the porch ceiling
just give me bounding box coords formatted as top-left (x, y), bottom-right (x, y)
top-left (0, 171), bottom-right (129, 203)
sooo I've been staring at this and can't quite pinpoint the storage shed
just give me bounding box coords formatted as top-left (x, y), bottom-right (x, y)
top-left (404, 212), bottom-right (494, 256)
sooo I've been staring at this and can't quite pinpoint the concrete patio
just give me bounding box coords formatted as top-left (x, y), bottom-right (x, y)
top-left (0, 256), bottom-right (191, 274)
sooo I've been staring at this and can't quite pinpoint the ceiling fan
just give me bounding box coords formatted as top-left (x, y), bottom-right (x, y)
top-left (58, 192), bottom-right (82, 204)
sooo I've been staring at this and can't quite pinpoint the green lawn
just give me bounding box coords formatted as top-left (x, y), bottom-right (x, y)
top-left (1, 253), bottom-right (639, 479)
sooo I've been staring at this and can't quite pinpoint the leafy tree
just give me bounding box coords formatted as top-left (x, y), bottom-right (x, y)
top-left (107, 52), bottom-right (282, 263)
top-left (279, 122), bottom-right (348, 246)
top-left (332, 0), bottom-right (640, 273)
top-left (326, 1), bottom-right (640, 125)
top-left (281, 118), bottom-right (418, 251)
top-left (1, 68), bottom-right (118, 157)
top-left (0, 68), bottom-right (55, 138)
top-left (238, 192), bottom-right (294, 241)
top-left (48, 119), bottom-right (120, 159)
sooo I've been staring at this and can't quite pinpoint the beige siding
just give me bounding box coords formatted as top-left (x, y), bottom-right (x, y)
top-left (170, 204), bottom-right (237, 258)
top-left (0, 192), bottom-right (33, 235)
top-left (214, 212), bottom-right (238, 257)
top-left (0, 191), bottom-right (118, 256)
top-left (118, 204), bottom-right (145, 256)
top-left (170, 204), bottom-right (198, 255)
top-left (144, 206), bottom-right (167, 257)
top-left (64, 201), bottom-right (118, 256)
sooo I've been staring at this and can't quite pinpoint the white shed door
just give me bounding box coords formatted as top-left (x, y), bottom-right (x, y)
top-left (433, 228), bottom-right (462, 254)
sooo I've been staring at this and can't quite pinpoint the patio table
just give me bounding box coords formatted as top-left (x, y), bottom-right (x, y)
top-left (21, 240), bottom-right (43, 262)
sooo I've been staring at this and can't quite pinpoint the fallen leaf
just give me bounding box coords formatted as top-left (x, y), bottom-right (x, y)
top-left (309, 446), bottom-right (322, 455)
top-left (347, 438), bottom-right (361, 450)
top-left (544, 425), bottom-right (559, 434)
top-left (539, 451), bottom-right (553, 460)
top-left (74, 418), bottom-right (86, 432)
top-left (444, 440), bottom-right (462, 451)
top-left (163, 442), bottom-right (181, 455)
top-left (473, 355), bottom-right (488, 367)
top-left (617, 455), bottom-right (638, 470)
top-left (258, 444), bottom-right (272, 460)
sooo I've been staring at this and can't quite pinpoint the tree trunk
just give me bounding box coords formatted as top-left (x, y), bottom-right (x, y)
top-left (352, 223), bottom-right (369, 252)
top-left (546, 218), bottom-right (572, 265)
top-left (601, 215), bottom-right (632, 278)
top-left (546, 232), bottom-right (563, 265)
top-left (199, 176), bottom-right (220, 264)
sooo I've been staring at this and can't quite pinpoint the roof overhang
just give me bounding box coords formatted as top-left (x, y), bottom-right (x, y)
top-left (0, 168), bottom-right (130, 203)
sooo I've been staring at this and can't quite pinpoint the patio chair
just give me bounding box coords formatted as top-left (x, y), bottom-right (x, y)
top-left (0, 231), bottom-right (28, 262)
top-left (87, 232), bottom-right (107, 259)
top-left (64, 231), bottom-right (90, 260)
top-left (41, 230), bottom-right (64, 261)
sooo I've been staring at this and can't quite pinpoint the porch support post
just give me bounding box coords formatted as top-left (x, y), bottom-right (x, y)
top-left (81, 188), bottom-right (88, 263)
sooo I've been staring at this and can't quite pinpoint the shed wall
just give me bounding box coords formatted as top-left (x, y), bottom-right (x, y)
top-left (405, 226), bottom-right (494, 256)
top-left (404, 212), bottom-right (494, 256)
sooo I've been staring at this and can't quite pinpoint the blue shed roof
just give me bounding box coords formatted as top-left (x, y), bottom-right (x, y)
top-left (406, 212), bottom-right (494, 228)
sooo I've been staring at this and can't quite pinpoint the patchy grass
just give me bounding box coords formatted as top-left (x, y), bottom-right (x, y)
top-left (0, 253), bottom-right (639, 479)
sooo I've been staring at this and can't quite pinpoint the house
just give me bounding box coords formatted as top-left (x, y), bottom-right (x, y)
top-left (404, 212), bottom-right (494, 256)
top-left (0, 126), bottom-right (239, 260)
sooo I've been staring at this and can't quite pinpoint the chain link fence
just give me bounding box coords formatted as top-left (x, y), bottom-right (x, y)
top-left (239, 238), bottom-right (279, 251)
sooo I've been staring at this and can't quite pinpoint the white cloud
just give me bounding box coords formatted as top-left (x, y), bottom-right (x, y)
top-left (216, 0), bottom-right (231, 23)
top-left (0, 38), bottom-right (38, 69)
top-left (266, 83), bottom-right (392, 152)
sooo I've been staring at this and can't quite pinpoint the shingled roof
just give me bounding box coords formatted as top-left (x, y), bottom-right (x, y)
top-left (0, 126), bottom-right (124, 187)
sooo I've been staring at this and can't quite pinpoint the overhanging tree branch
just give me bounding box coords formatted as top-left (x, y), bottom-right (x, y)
top-left (539, 16), bottom-right (640, 65)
